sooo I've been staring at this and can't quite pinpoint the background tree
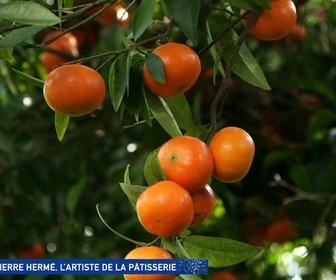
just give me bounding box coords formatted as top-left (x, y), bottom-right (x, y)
top-left (0, 0), bottom-right (336, 279)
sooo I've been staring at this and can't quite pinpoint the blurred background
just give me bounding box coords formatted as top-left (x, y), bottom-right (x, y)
top-left (0, 0), bottom-right (336, 279)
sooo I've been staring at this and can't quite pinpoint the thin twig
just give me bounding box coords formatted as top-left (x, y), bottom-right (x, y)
top-left (198, 10), bottom-right (250, 56)
top-left (209, 12), bottom-right (258, 138)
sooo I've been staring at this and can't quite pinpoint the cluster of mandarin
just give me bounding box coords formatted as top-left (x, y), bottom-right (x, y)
top-left (39, 1), bottom-right (300, 279)
top-left (123, 43), bottom-right (255, 280)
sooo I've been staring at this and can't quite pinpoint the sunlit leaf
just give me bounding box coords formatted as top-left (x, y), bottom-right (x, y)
top-left (146, 92), bottom-right (182, 138)
top-left (164, 94), bottom-right (195, 130)
top-left (164, 0), bottom-right (201, 44)
top-left (0, 26), bottom-right (44, 50)
top-left (143, 148), bottom-right (166, 185)
top-left (183, 235), bottom-right (262, 267)
top-left (54, 113), bottom-right (70, 141)
top-left (145, 52), bottom-right (165, 84)
top-left (119, 183), bottom-right (147, 207)
top-left (220, 30), bottom-right (271, 90)
top-left (133, 0), bottom-right (156, 41)
top-left (0, 1), bottom-right (61, 26)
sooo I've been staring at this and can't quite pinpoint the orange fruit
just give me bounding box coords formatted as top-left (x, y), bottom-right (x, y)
top-left (136, 180), bottom-right (194, 237)
top-left (288, 23), bottom-right (307, 43)
top-left (19, 242), bottom-right (46, 259)
top-left (212, 271), bottom-right (239, 280)
top-left (124, 246), bottom-right (175, 280)
top-left (266, 219), bottom-right (297, 243)
top-left (88, 4), bottom-right (129, 27)
top-left (41, 31), bottom-right (79, 73)
top-left (209, 127), bottom-right (255, 183)
top-left (190, 184), bottom-right (216, 227)
top-left (158, 136), bottom-right (214, 193)
top-left (243, 0), bottom-right (297, 41)
top-left (43, 64), bottom-right (106, 117)
top-left (142, 42), bottom-right (201, 97)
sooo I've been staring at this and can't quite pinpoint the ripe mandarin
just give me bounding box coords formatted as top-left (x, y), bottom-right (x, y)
top-left (266, 219), bottom-right (297, 243)
top-left (124, 246), bottom-right (175, 280)
top-left (243, 0), bottom-right (297, 41)
top-left (158, 136), bottom-right (214, 193)
top-left (212, 271), bottom-right (239, 280)
top-left (142, 42), bottom-right (201, 97)
top-left (43, 64), bottom-right (106, 117)
top-left (19, 242), bottom-right (46, 259)
top-left (190, 184), bottom-right (216, 227)
top-left (136, 180), bottom-right (194, 237)
top-left (41, 31), bottom-right (79, 73)
top-left (209, 127), bottom-right (255, 183)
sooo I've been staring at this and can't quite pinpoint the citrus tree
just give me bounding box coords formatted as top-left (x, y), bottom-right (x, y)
top-left (1, 0), bottom-right (336, 279)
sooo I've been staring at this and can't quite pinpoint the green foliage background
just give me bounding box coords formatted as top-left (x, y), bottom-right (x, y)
top-left (1, 0), bottom-right (336, 279)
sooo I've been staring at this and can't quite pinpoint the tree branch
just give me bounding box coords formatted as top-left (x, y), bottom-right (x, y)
top-left (209, 12), bottom-right (258, 138)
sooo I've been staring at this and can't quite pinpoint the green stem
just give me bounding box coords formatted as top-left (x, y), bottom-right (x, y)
top-left (96, 203), bottom-right (159, 247)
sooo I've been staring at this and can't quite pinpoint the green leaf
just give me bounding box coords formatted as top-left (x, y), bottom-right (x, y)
top-left (119, 183), bottom-right (148, 207)
top-left (63, 0), bottom-right (74, 8)
top-left (179, 275), bottom-right (204, 280)
top-left (225, 0), bottom-right (266, 12)
top-left (205, 21), bottom-right (225, 81)
top-left (183, 235), bottom-right (262, 268)
top-left (54, 113), bottom-right (70, 141)
top-left (220, 31), bottom-right (271, 90)
top-left (66, 175), bottom-right (87, 215)
top-left (133, 0), bottom-right (156, 41)
top-left (184, 125), bottom-right (209, 142)
top-left (164, 94), bottom-right (195, 130)
top-left (12, 68), bottom-right (44, 88)
top-left (262, 149), bottom-right (296, 174)
top-left (146, 92), bottom-right (182, 138)
top-left (0, 1), bottom-right (61, 26)
top-left (164, 0), bottom-right (201, 44)
top-left (0, 26), bottom-right (44, 50)
top-left (123, 164), bottom-right (132, 185)
top-left (0, 48), bottom-right (13, 61)
top-left (120, 165), bottom-right (147, 207)
top-left (139, 87), bottom-right (152, 126)
top-left (109, 54), bottom-right (131, 111)
top-left (145, 52), bottom-right (165, 84)
top-left (143, 148), bottom-right (166, 185)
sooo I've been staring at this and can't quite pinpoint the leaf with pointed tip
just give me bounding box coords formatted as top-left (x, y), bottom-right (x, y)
top-left (133, 0), bottom-right (156, 41)
top-left (164, 94), bottom-right (195, 131)
top-left (0, 1), bottom-right (61, 26)
top-left (109, 54), bottom-right (131, 111)
top-left (183, 235), bottom-right (262, 268)
top-left (164, 0), bottom-right (201, 44)
top-left (145, 52), bottom-right (165, 84)
top-left (220, 30), bottom-right (271, 90)
top-left (0, 26), bottom-right (44, 50)
top-left (12, 68), bottom-right (44, 88)
top-left (146, 92), bottom-right (182, 138)
top-left (54, 113), bottom-right (70, 141)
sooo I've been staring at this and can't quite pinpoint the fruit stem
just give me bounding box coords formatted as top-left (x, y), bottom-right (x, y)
top-left (96, 203), bottom-right (158, 247)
